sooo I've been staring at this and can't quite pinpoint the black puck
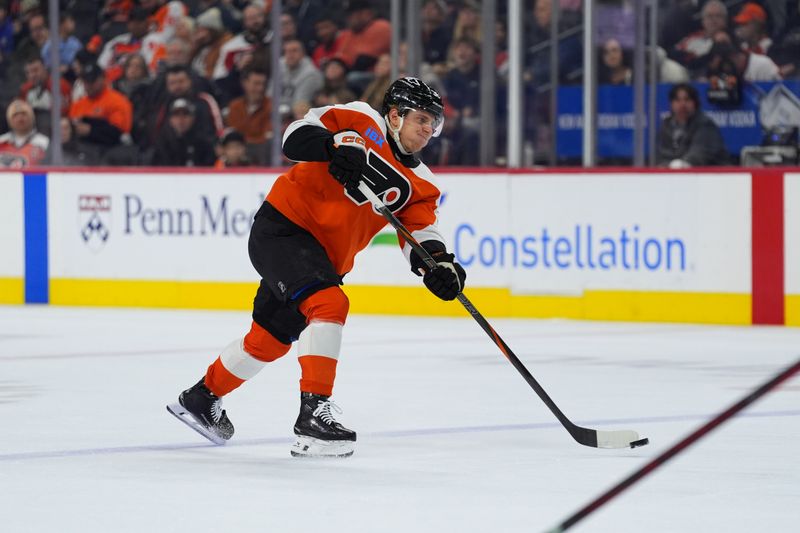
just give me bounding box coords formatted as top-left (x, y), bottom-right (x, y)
top-left (629, 437), bottom-right (649, 448)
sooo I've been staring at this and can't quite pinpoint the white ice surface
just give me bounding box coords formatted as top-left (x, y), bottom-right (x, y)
top-left (1, 305), bottom-right (798, 533)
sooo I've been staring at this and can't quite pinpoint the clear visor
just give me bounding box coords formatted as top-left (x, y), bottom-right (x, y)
top-left (399, 107), bottom-right (444, 137)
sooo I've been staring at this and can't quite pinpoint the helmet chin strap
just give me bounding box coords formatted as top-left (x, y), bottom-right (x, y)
top-left (385, 114), bottom-right (413, 155)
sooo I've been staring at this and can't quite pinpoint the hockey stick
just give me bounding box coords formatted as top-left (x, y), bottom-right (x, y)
top-left (357, 182), bottom-right (644, 449)
top-left (546, 357), bottom-right (800, 532)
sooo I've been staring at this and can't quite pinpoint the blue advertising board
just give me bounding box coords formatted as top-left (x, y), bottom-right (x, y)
top-left (556, 81), bottom-right (800, 160)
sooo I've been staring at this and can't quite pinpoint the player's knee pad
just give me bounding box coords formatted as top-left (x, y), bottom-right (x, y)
top-left (243, 321), bottom-right (292, 362)
top-left (298, 286), bottom-right (350, 324)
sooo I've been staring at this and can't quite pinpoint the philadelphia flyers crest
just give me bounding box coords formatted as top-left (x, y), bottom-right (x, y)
top-left (345, 149), bottom-right (412, 213)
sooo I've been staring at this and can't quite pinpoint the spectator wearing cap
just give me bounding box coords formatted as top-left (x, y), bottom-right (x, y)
top-left (148, 64), bottom-right (223, 149)
top-left (40, 12), bottom-right (83, 72)
top-left (98, 6), bottom-right (167, 82)
top-left (734, 2), bottom-right (772, 55)
top-left (68, 62), bottom-right (134, 148)
top-left (191, 7), bottom-right (233, 80)
top-left (196, 0), bottom-right (242, 35)
top-left (151, 97), bottom-right (217, 166)
top-left (214, 128), bottom-right (251, 168)
top-left (224, 67), bottom-right (271, 164)
top-left (0, 99), bottom-right (49, 168)
top-left (310, 12), bottom-right (346, 68)
top-left (279, 38), bottom-right (323, 111)
top-left (336, 0), bottom-right (391, 72)
top-left (657, 83), bottom-right (728, 168)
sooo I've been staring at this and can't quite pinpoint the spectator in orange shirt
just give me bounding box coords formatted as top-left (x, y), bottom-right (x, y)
top-left (69, 62), bottom-right (133, 148)
top-left (224, 67), bottom-right (271, 164)
top-left (337, 0), bottom-right (391, 72)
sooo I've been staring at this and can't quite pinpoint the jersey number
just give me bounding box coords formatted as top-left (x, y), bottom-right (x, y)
top-left (345, 149), bottom-right (412, 213)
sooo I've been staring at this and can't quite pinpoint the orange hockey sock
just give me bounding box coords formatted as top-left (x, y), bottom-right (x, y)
top-left (204, 357), bottom-right (245, 397)
top-left (296, 287), bottom-right (348, 396)
top-left (204, 322), bottom-right (292, 397)
top-left (298, 355), bottom-right (338, 397)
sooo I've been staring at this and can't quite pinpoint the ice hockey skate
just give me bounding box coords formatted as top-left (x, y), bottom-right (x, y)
top-left (167, 379), bottom-right (234, 445)
top-left (291, 392), bottom-right (356, 458)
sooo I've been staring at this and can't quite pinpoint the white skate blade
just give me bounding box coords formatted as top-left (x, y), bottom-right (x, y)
top-left (290, 435), bottom-right (355, 458)
top-left (166, 403), bottom-right (227, 445)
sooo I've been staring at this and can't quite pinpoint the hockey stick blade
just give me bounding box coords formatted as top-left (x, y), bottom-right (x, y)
top-left (357, 182), bottom-right (644, 450)
top-left (166, 403), bottom-right (227, 445)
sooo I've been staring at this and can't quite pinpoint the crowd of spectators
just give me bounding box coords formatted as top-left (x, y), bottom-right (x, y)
top-left (0, 0), bottom-right (799, 169)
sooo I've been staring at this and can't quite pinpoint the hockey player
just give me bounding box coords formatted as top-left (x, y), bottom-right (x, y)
top-left (168, 77), bottom-right (466, 458)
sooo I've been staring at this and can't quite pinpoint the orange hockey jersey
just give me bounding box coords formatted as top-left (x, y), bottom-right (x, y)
top-left (267, 101), bottom-right (446, 277)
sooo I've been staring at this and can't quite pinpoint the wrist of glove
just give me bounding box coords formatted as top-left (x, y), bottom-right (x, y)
top-left (328, 130), bottom-right (366, 191)
top-left (423, 252), bottom-right (467, 301)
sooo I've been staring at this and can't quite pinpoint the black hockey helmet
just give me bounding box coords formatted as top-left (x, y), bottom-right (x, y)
top-left (382, 77), bottom-right (444, 136)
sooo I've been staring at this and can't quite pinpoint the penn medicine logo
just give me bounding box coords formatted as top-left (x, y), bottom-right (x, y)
top-left (79, 195), bottom-right (112, 251)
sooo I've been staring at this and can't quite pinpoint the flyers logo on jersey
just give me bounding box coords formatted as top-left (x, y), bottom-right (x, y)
top-left (346, 149), bottom-right (411, 213)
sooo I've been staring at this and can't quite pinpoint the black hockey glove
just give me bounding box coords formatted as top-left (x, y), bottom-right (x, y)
top-left (328, 130), bottom-right (367, 191)
top-left (423, 252), bottom-right (467, 301)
